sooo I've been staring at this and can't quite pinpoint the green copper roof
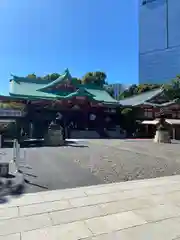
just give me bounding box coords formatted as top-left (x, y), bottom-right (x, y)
top-left (9, 70), bottom-right (118, 104)
top-left (85, 88), bottom-right (118, 103)
top-left (10, 81), bottom-right (61, 99)
top-left (119, 88), bottom-right (163, 106)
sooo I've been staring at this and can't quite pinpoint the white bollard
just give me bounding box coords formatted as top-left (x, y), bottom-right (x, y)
top-left (13, 139), bottom-right (20, 163)
top-left (23, 149), bottom-right (26, 161)
top-left (16, 142), bottom-right (20, 163)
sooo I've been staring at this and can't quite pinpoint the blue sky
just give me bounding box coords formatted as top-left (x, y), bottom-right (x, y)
top-left (0, 0), bottom-right (138, 94)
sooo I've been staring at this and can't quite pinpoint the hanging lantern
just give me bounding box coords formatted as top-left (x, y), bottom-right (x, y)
top-left (56, 112), bottom-right (63, 120)
top-left (89, 114), bottom-right (96, 121)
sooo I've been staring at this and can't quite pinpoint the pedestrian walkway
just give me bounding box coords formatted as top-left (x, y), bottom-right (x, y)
top-left (1, 175), bottom-right (180, 239)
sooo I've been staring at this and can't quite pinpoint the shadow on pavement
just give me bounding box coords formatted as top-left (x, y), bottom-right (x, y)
top-left (0, 184), bottom-right (25, 204)
top-left (65, 144), bottom-right (88, 148)
top-left (6, 140), bottom-right (89, 148)
top-left (24, 179), bottom-right (49, 190)
top-left (18, 170), bottom-right (37, 178)
top-left (0, 197), bottom-right (8, 204)
top-left (11, 184), bottom-right (25, 196)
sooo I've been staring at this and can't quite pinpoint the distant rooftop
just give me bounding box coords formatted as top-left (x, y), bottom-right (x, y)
top-left (119, 88), bottom-right (163, 106)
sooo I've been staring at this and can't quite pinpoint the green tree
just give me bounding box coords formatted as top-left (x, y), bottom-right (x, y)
top-left (93, 71), bottom-right (106, 86)
top-left (136, 84), bottom-right (160, 94)
top-left (72, 77), bottom-right (82, 84)
top-left (82, 71), bottom-right (107, 86)
top-left (42, 73), bottom-right (61, 81)
top-left (163, 75), bottom-right (180, 100)
top-left (49, 73), bottom-right (61, 81)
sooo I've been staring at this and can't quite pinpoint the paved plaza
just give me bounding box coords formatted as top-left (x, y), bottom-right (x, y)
top-left (1, 175), bottom-right (180, 239)
top-left (14, 139), bottom-right (180, 193)
top-left (1, 139), bottom-right (180, 239)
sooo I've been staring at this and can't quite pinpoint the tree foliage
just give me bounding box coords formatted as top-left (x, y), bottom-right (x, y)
top-left (81, 71), bottom-right (107, 86)
top-left (44, 73), bottom-right (61, 81)
top-left (163, 75), bottom-right (180, 100)
top-left (25, 71), bottom-right (107, 87)
top-left (72, 77), bottom-right (82, 84)
top-left (121, 108), bottom-right (133, 115)
top-left (27, 73), bottom-right (36, 79)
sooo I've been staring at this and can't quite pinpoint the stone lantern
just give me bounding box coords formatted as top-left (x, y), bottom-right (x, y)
top-left (44, 113), bottom-right (65, 146)
top-left (154, 116), bottom-right (171, 143)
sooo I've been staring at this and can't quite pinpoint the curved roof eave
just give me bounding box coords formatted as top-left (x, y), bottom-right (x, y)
top-left (119, 88), bottom-right (163, 106)
top-left (37, 69), bottom-right (72, 92)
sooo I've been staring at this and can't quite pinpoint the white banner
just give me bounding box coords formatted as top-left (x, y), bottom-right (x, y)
top-left (0, 109), bottom-right (24, 117)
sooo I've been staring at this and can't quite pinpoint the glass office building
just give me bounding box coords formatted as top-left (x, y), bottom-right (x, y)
top-left (139, 0), bottom-right (180, 84)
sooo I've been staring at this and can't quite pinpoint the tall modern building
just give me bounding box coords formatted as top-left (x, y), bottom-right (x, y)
top-left (139, 0), bottom-right (180, 84)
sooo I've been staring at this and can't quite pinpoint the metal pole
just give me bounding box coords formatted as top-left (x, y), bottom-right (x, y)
top-left (13, 139), bottom-right (17, 161)
top-left (16, 142), bottom-right (20, 163)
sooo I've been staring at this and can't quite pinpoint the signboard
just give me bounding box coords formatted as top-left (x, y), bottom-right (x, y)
top-left (0, 101), bottom-right (25, 110)
top-left (0, 109), bottom-right (24, 117)
top-left (104, 108), bottom-right (116, 113)
top-left (0, 101), bottom-right (26, 117)
top-left (55, 83), bottom-right (75, 91)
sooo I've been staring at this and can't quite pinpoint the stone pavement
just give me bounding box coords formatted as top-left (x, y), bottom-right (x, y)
top-left (1, 176), bottom-right (180, 239)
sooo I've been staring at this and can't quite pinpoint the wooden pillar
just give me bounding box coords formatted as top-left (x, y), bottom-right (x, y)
top-left (29, 122), bottom-right (33, 139)
top-left (146, 124), bottom-right (149, 137)
top-left (172, 127), bottom-right (176, 140)
top-left (15, 119), bottom-right (21, 141)
top-left (0, 134), bottom-right (2, 148)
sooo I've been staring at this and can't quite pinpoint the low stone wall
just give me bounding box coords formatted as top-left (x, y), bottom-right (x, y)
top-left (70, 130), bottom-right (100, 139)
top-left (106, 130), bottom-right (124, 139)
